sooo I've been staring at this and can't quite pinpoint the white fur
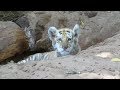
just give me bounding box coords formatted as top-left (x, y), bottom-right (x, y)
top-left (48, 24), bottom-right (80, 57)
top-left (17, 24), bottom-right (81, 64)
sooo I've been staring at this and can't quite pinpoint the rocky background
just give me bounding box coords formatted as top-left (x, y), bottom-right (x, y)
top-left (0, 11), bottom-right (120, 63)
top-left (0, 11), bottom-right (120, 79)
top-left (1, 11), bottom-right (120, 79)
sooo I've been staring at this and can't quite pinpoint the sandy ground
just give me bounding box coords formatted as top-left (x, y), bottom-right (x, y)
top-left (0, 32), bottom-right (120, 79)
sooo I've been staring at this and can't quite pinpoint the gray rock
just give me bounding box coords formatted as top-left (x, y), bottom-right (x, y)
top-left (15, 16), bottom-right (29, 28)
top-left (84, 11), bottom-right (98, 18)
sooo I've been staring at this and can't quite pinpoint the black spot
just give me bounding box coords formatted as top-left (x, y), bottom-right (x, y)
top-left (68, 38), bottom-right (72, 41)
top-left (67, 31), bottom-right (70, 33)
top-left (59, 31), bottom-right (62, 34)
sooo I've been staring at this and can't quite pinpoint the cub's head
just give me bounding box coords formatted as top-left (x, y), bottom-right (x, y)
top-left (48, 24), bottom-right (80, 57)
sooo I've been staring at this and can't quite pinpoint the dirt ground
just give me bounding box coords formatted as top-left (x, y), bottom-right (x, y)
top-left (0, 31), bottom-right (120, 79)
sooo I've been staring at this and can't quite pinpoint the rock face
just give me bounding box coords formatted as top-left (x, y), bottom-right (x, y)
top-left (15, 11), bottom-right (84, 52)
top-left (84, 11), bottom-right (98, 18)
top-left (0, 11), bottom-right (120, 63)
top-left (79, 11), bottom-right (120, 49)
top-left (0, 21), bottom-right (29, 62)
top-left (0, 11), bottom-right (25, 21)
top-left (15, 16), bottom-right (30, 28)
top-left (14, 11), bottom-right (120, 52)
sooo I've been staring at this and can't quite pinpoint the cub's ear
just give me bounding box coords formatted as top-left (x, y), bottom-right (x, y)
top-left (48, 27), bottom-right (57, 41)
top-left (73, 24), bottom-right (80, 38)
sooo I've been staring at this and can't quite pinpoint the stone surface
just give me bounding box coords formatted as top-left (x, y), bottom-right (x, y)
top-left (13, 11), bottom-right (120, 52)
top-left (79, 11), bottom-right (120, 49)
top-left (84, 11), bottom-right (98, 18)
top-left (0, 21), bottom-right (29, 62)
top-left (0, 11), bottom-right (25, 21)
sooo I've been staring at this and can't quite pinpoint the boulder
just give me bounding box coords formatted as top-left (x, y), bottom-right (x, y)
top-left (15, 16), bottom-right (30, 28)
top-left (84, 11), bottom-right (98, 18)
top-left (20, 11), bottom-right (84, 52)
top-left (0, 21), bottom-right (29, 62)
top-left (14, 11), bottom-right (120, 52)
top-left (0, 11), bottom-right (25, 21)
top-left (79, 11), bottom-right (120, 49)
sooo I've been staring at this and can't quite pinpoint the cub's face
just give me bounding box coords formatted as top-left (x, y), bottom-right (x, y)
top-left (48, 24), bottom-right (80, 56)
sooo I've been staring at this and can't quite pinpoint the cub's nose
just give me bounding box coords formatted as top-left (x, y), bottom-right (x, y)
top-left (63, 46), bottom-right (68, 50)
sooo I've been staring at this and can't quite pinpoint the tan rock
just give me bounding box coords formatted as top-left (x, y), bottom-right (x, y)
top-left (0, 21), bottom-right (29, 62)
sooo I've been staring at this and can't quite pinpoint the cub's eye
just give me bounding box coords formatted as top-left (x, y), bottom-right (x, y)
top-left (57, 38), bottom-right (62, 42)
top-left (59, 32), bottom-right (62, 34)
top-left (68, 38), bottom-right (72, 41)
top-left (67, 31), bottom-right (70, 33)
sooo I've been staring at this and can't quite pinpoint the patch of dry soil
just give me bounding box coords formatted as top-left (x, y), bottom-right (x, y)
top-left (0, 32), bottom-right (120, 79)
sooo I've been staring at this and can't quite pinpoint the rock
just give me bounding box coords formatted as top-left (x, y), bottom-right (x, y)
top-left (15, 16), bottom-right (30, 28)
top-left (84, 11), bottom-right (98, 18)
top-left (0, 11), bottom-right (25, 21)
top-left (24, 11), bottom-right (83, 52)
top-left (99, 11), bottom-right (120, 39)
top-left (16, 11), bottom-right (120, 53)
top-left (0, 21), bottom-right (29, 62)
top-left (79, 11), bottom-right (120, 50)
